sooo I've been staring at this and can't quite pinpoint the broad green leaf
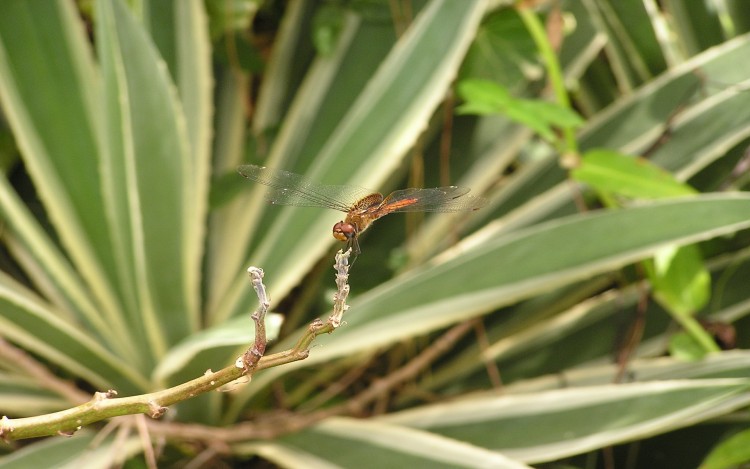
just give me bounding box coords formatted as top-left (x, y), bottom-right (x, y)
top-left (501, 351), bottom-right (750, 395)
top-left (0, 374), bottom-right (69, 417)
top-left (581, 36), bottom-right (750, 179)
top-left (0, 174), bottom-right (136, 361)
top-left (0, 431), bottom-right (142, 469)
top-left (97, 0), bottom-right (198, 359)
top-left (382, 379), bottom-right (750, 464)
top-left (457, 79), bottom-right (583, 141)
top-left (440, 251), bottom-right (750, 392)
top-left (258, 417), bottom-right (532, 469)
top-left (573, 149), bottom-right (710, 348)
top-left (172, 1), bottom-right (214, 322)
top-left (0, 0), bottom-right (133, 357)
top-left (580, 0), bottom-right (663, 92)
top-left (572, 149), bottom-right (697, 199)
top-left (0, 270), bottom-right (149, 393)
top-left (460, 7), bottom-right (538, 88)
top-left (667, 0), bottom-right (725, 55)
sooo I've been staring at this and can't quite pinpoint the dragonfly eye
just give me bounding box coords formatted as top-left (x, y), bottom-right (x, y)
top-left (333, 221), bottom-right (356, 241)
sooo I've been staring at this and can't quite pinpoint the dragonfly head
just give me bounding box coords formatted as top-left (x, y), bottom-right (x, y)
top-left (333, 221), bottom-right (357, 242)
top-left (333, 221), bottom-right (361, 257)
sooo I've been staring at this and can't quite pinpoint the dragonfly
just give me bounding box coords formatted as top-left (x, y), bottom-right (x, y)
top-left (238, 164), bottom-right (487, 255)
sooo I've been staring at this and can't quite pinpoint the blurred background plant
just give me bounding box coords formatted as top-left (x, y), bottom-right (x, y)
top-left (1, 0), bottom-right (750, 467)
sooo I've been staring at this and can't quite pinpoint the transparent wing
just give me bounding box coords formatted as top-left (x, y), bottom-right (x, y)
top-left (238, 165), bottom-right (375, 213)
top-left (377, 187), bottom-right (488, 214)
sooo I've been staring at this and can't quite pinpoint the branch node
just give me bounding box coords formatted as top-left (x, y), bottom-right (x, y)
top-left (148, 401), bottom-right (167, 419)
top-left (0, 416), bottom-right (13, 439)
top-left (243, 266), bottom-right (270, 373)
top-left (242, 347), bottom-right (264, 373)
top-left (309, 318), bottom-right (324, 331)
top-left (329, 249), bottom-right (352, 328)
top-left (93, 389), bottom-right (118, 401)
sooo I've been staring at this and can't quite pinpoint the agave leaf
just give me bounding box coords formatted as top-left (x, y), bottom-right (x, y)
top-left (381, 379), bottom-right (750, 463)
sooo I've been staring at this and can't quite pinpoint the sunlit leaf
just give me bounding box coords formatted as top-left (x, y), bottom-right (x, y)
top-left (457, 79), bottom-right (583, 141)
top-left (573, 149), bottom-right (697, 198)
top-left (700, 427), bottom-right (750, 469)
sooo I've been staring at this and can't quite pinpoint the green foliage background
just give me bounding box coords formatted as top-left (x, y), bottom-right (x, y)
top-left (1, 0), bottom-right (750, 467)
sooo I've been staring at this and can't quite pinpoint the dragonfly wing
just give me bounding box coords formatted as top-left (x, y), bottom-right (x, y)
top-left (380, 187), bottom-right (487, 213)
top-left (238, 165), bottom-right (373, 212)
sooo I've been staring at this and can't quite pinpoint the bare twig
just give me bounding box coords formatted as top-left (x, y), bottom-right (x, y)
top-left (241, 267), bottom-right (269, 371)
top-left (329, 249), bottom-right (351, 328)
top-left (141, 316), bottom-right (476, 443)
top-left (0, 251), bottom-right (353, 441)
top-left (473, 318), bottom-right (503, 389)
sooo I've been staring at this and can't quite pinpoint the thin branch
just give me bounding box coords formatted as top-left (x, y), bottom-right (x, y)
top-left (143, 316), bottom-right (476, 443)
top-left (241, 266), bottom-right (269, 371)
top-left (328, 249), bottom-right (351, 328)
top-left (0, 250), bottom-right (353, 441)
top-left (473, 318), bottom-right (503, 389)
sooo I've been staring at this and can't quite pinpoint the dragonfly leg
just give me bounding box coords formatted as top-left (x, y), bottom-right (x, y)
top-left (346, 237), bottom-right (361, 265)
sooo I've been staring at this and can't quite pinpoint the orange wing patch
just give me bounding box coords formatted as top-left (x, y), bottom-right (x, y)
top-left (378, 198), bottom-right (419, 214)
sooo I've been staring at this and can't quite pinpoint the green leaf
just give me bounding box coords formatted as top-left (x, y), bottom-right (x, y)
top-left (0, 373), bottom-right (69, 417)
top-left (572, 149), bottom-right (697, 199)
top-left (0, 270), bottom-right (149, 393)
top-left (647, 244), bottom-right (711, 316)
top-left (519, 99), bottom-right (586, 129)
top-left (457, 79), bottom-right (583, 141)
top-left (381, 379), bottom-right (750, 464)
top-left (259, 417), bottom-right (532, 469)
top-left (0, 0), bottom-right (136, 359)
top-left (669, 332), bottom-right (709, 361)
top-left (700, 427), bottom-right (750, 469)
top-left (500, 351), bottom-right (750, 394)
top-left (97, 0), bottom-right (199, 358)
top-left (460, 8), bottom-right (538, 89)
top-left (0, 431), bottom-right (141, 468)
top-left (456, 79), bottom-right (514, 114)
